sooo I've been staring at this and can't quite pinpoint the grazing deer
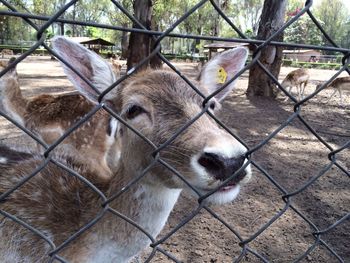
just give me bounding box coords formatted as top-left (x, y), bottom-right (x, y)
top-left (315, 76), bottom-right (350, 106)
top-left (1, 49), bottom-right (14, 58)
top-left (0, 37), bottom-right (252, 262)
top-left (0, 58), bottom-right (119, 181)
top-left (279, 68), bottom-right (309, 101)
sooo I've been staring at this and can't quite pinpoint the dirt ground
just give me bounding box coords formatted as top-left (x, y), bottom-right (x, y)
top-left (0, 56), bottom-right (349, 262)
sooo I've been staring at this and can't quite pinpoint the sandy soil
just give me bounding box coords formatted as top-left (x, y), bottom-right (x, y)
top-left (0, 56), bottom-right (349, 262)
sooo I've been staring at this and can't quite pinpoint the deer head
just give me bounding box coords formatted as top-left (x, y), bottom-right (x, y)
top-left (53, 36), bottom-right (251, 204)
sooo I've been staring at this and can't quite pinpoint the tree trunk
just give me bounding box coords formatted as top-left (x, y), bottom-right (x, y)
top-left (60, 22), bottom-right (65, 35)
top-left (247, 0), bottom-right (287, 97)
top-left (149, 15), bottom-right (162, 69)
top-left (0, 16), bottom-right (5, 44)
top-left (121, 22), bottom-right (129, 59)
top-left (72, 4), bottom-right (76, 36)
top-left (212, 0), bottom-right (220, 37)
top-left (171, 39), bottom-right (174, 54)
top-left (194, 13), bottom-right (202, 53)
top-left (127, 0), bottom-right (152, 71)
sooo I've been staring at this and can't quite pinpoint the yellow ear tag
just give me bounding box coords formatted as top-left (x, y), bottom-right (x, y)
top-left (217, 66), bottom-right (227, 84)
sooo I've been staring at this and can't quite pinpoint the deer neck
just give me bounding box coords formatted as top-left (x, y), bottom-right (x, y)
top-left (80, 162), bottom-right (182, 263)
top-left (108, 162), bottom-right (182, 233)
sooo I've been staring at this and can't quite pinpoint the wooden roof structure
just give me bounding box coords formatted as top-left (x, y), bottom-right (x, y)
top-left (203, 42), bottom-right (251, 59)
top-left (80, 38), bottom-right (115, 46)
top-left (61, 37), bottom-right (115, 54)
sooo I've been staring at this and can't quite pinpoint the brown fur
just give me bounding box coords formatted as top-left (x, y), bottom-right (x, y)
top-left (0, 69), bottom-right (249, 262)
top-left (0, 40), bottom-right (250, 262)
top-left (319, 76), bottom-right (350, 89)
top-left (0, 69), bottom-right (116, 180)
top-left (0, 151), bottom-right (108, 260)
top-left (280, 68), bottom-right (309, 100)
top-left (110, 58), bottom-right (122, 77)
top-left (0, 60), bottom-right (8, 68)
top-left (284, 68), bottom-right (308, 82)
top-left (316, 76), bottom-right (350, 105)
top-left (1, 49), bottom-right (14, 58)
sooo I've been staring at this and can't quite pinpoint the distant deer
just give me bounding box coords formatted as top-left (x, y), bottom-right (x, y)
top-left (0, 37), bottom-right (252, 262)
top-left (315, 76), bottom-right (350, 106)
top-left (1, 49), bottom-right (14, 58)
top-left (279, 68), bottom-right (309, 101)
top-left (110, 57), bottom-right (122, 78)
top-left (0, 58), bottom-right (119, 181)
top-left (0, 59), bottom-right (11, 68)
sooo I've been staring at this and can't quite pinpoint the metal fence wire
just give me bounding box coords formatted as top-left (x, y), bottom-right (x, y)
top-left (0, 0), bottom-right (349, 262)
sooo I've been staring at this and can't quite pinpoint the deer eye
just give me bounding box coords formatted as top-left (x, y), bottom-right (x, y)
top-left (125, 105), bottom-right (145, 119)
top-left (209, 101), bottom-right (216, 110)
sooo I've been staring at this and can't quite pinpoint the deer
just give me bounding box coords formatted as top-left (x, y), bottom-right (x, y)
top-left (315, 76), bottom-right (350, 106)
top-left (110, 57), bottom-right (123, 78)
top-left (0, 58), bottom-right (119, 181)
top-left (0, 59), bottom-right (11, 68)
top-left (279, 68), bottom-right (310, 101)
top-left (0, 36), bottom-right (252, 263)
top-left (1, 49), bottom-right (14, 58)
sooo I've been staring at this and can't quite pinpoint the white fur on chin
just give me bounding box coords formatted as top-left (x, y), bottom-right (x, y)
top-left (203, 185), bottom-right (241, 205)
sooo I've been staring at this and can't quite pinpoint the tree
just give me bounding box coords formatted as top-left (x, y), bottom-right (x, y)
top-left (127, 0), bottom-right (153, 71)
top-left (314, 0), bottom-right (349, 49)
top-left (104, 0), bottom-right (133, 59)
top-left (0, 0), bottom-right (33, 45)
top-left (33, 0), bottom-right (53, 26)
top-left (284, 15), bottom-right (323, 46)
top-left (247, 0), bottom-right (287, 97)
top-left (341, 20), bottom-right (350, 49)
top-left (238, 0), bottom-right (264, 36)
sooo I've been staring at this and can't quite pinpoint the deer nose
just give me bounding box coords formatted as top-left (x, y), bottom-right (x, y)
top-left (198, 152), bottom-right (246, 181)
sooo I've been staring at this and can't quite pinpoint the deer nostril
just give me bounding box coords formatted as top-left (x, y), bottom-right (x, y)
top-left (198, 152), bottom-right (246, 181)
top-left (198, 152), bottom-right (224, 174)
top-left (228, 155), bottom-right (245, 175)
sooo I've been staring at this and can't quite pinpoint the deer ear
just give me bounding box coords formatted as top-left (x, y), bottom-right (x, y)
top-left (0, 57), bottom-right (18, 78)
top-left (52, 36), bottom-right (117, 103)
top-left (199, 47), bottom-right (248, 101)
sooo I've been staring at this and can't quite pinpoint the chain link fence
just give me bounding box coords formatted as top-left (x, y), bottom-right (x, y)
top-left (0, 0), bottom-right (349, 262)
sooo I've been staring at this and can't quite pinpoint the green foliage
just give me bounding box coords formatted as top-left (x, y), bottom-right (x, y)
top-left (284, 16), bottom-right (323, 46)
top-left (86, 26), bottom-right (100, 38)
top-left (284, 60), bottom-right (341, 70)
top-left (286, 0), bottom-right (304, 16)
top-left (2, 0), bottom-right (350, 53)
top-left (282, 59), bottom-right (293, 66)
top-left (0, 13), bottom-right (34, 44)
top-left (284, 0), bottom-right (350, 49)
top-left (314, 0), bottom-right (349, 47)
top-left (163, 53), bottom-right (205, 61)
top-left (234, 0), bottom-right (264, 34)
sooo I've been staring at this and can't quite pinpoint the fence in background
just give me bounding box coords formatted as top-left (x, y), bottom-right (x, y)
top-left (0, 0), bottom-right (349, 262)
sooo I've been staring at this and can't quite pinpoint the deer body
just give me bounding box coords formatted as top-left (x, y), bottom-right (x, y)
top-left (1, 49), bottom-right (14, 58)
top-left (0, 60), bottom-right (119, 180)
top-left (316, 76), bottom-right (350, 106)
top-left (280, 68), bottom-right (309, 101)
top-left (0, 37), bottom-right (251, 262)
top-left (110, 58), bottom-right (123, 78)
top-left (0, 148), bottom-right (181, 262)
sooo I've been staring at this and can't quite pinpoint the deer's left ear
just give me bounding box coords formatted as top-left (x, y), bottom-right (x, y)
top-left (199, 47), bottom-right (248, 101)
